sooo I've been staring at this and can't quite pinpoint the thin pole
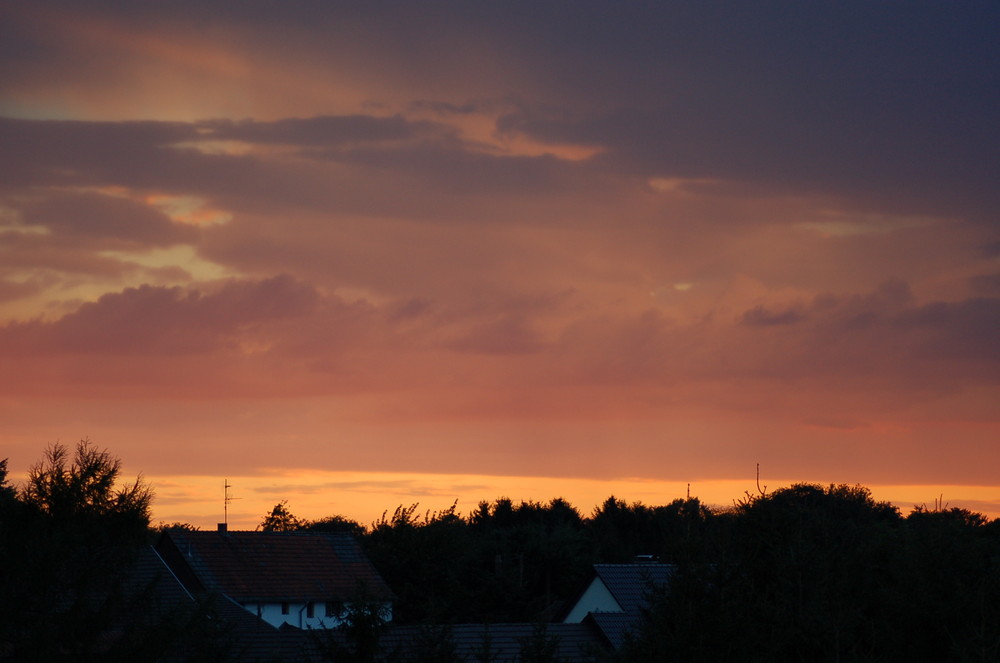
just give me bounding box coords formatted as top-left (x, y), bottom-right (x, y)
top-left (224, 479), bottom-right (232, 526)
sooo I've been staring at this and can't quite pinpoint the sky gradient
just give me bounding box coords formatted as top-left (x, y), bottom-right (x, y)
top-left (2, 2), bottom-right (999, 528)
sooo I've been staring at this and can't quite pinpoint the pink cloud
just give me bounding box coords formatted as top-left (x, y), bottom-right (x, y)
top-left (0, 275), bottom-right (318, 356)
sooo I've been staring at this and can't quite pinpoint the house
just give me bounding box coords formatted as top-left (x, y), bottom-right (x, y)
top-left (563, 562), bottom-right (674, 649)
top-left (156, 526), bottom-right (394, 630)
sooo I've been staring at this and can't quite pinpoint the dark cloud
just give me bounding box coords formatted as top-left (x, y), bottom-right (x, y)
top-left (0, 187), bottom-right (199, 279)
top-left (387, 298), bottom-right (433, 322)
top-left (9, 4), bottom-right (997, 220)
top-left (201, 115), bottom-right (441, 147)
top-left (21, 190), bottom-right (197, 246)
top-left (445, 315), bottom-right (546, 355)
top-left (0, 274), bottom-right (319, 355)
top-left (0, 230), bottom-right (139, 277)
top-left (330, 144), bottom-right (584, 196)
top-left (0, 118), bottom-right (195, 190)
top-left (892, 298), bottom-right (1000, 363)
top-left (741, 306), bottom-right (804, 327)
top-left (0, 117), bottom-right (601, 225)
top-left (485, 4), bottom-right (1000, 221)
top-left (407, 100), bottom-right (490, 116)
top-left (498, 95), bottom-right (999, 221)
top-left (970, 273), bottom-right (1000, 295)
top-left (787, 288), bottom-right (1000, 379)
top-left (982, 241), bottom-right (1000, 259)
top-left (806, 281), bottom-right (915, 331)
top-left (557, 280), bottom-right (999, 389)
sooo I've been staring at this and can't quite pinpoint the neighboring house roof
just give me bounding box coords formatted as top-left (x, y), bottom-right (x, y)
top-left (216, 597), bottom-right (315, 663)
top-left (592, 563), bottom-right (673, 615)
top-left (584, 611), bottom-right (636, 650)
top-left (564, 563), bottom-right (674, 650)
top-left (94, 545), bottom-right (300, 663)
top-left (126, 545), bottom-right (195, 605)
top-left (157, 530), bottom-right (393, 603)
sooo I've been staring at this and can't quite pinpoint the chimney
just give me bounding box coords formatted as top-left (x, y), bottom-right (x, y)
top-left (217, 522), bottom-right (228, 534)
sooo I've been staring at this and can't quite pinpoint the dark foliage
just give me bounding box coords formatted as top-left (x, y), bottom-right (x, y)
top-left (517, 624), bottom-right (562, 663)
top-left (619, 483), bottom-right (1000, 662)
top-left (259, 499), bottom-right (304, 532)
top-left (404, 625), bottom-right (460, 663)
top-left (0, 441), bottom-right (227, 662)
top-left (8, 441), bottom-right (1000, 662)
top-left (308, 514), bottom-right (367, 537)
top-left (311, 597), bottom-right (396, 663)
top-left (361, 498), bottom-right (596, 624)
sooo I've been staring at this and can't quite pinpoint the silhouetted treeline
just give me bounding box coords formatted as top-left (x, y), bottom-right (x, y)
top-left (7, 440), bottom-right (1000, 662)
top-left (620, 484), bottom-right (1000, 662)
top-left (327, 496), bottom-right (713, 625)
top-left (280, 484), bottom-right (1000, 661)
top-left (0, 441), bottom-right (223, 662)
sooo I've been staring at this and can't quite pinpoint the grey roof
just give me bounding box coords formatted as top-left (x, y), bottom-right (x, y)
top-left (126, 545), bottom-right (194, 606)
top-left (586, 611), bottom-right (636, 650)
top-left (592, 563), bottom-right (673, 615)
top-left (583, 563), bottom-right (674, 650)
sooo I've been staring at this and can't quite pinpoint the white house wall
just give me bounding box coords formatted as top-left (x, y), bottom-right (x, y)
top-left (563, 579), bottom-right (621, 622)
top-left (241, 601), bottom-right (392, 630)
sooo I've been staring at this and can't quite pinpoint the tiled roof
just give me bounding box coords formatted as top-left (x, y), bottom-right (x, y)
top-left (213, 596), bottom-right (317, 663)
top-left (126, 546), bottom-right (194, 606)
top-left (379, 623), bottom-right (608, 661)
top-left (580, 563), bottom-right (674, 650)
top-left (158, 530), bottom-right (393, 603)
top-left (586, 611), bottom-right (636, 650)
top-left (592, 563), bottom-right (673, 615)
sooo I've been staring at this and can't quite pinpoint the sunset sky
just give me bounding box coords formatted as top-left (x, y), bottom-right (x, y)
top-left (2, 2), bottom-right (998, 529)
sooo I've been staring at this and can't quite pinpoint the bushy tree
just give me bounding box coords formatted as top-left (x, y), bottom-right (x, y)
top-left (309, 514), bottom-right (367, 536)
top-left (0, 457), bottom-right (16, 502)
top-left (259, 499), bottom-right (304, 531)
top-left (23, 438), bottom-right (152, 532)
top-left (0, 440), bottom-right (172, 660)
top-left (312, 594), bottom-right (394, 663)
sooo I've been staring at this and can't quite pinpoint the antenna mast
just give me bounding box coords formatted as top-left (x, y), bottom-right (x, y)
top-left (224, 479), bottom-right (242, 526)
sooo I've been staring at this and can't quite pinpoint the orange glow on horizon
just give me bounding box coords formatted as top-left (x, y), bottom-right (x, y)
top-left (142, 470), bottom-right (1000, 531)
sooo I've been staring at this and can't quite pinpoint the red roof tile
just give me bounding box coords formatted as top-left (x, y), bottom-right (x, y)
top-left (160, 531), bottom-right (392, 603)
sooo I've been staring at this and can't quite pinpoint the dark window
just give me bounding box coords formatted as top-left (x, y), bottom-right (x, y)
top-left (281, 602), bottom-right (289, 615)
top-left (326, 601), bottom-right (343, 618)
top-left (306, 602), bottom-right (315, 618)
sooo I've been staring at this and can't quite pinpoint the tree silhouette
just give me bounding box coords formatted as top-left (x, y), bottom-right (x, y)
top-left (22, 438), bottom-right (152, 529)
top-left (259, 499), bottom-right (304, 531)
top-left (309, 514), bottom-right (366, 536)
top-left (0, 440), bottom-right (178, 660)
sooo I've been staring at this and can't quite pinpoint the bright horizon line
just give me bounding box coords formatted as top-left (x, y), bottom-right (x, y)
top-left (116, 469), bottom-right (1000, 531)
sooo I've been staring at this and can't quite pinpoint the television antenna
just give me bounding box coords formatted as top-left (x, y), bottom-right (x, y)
top-left (224, 479), bottom-right (242, 527)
